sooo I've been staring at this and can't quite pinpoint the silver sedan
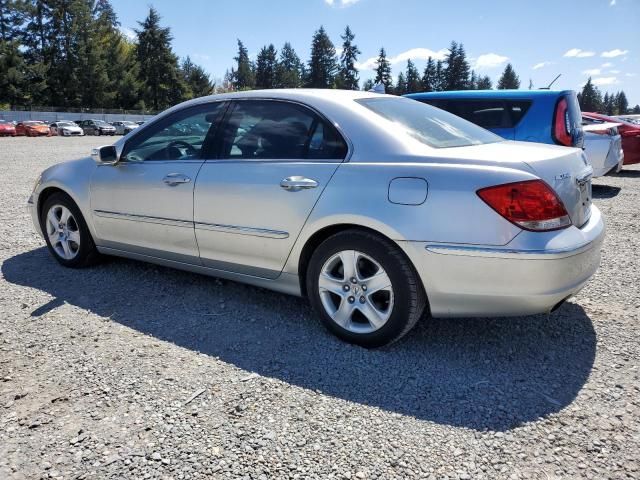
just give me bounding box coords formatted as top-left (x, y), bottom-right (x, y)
top-left (28, 90), bottom-right (605, 347)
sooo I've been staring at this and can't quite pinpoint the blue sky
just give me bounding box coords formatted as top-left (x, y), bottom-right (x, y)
top-left (111, 0), bottom-right (639, 105)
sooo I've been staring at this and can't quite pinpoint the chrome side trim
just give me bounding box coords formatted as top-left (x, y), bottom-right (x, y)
top-left (425, 240), bottom-right (598, 260)
top-left (194, 221), bottom-right (289, 239)
top-left (93, 209), bottom-right (193, 228)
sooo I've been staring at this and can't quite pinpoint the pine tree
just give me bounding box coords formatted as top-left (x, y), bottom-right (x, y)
top-left (276, 42), bottom-right (304, 88)
top-left (182, 56), bottom-right (213, 98)
top-left (374, 47), bottom-right (393, 92)
top-left (135, 7), bottom-right (185, 110)
top-left (395, 72), bottom-right (406, 95)
top-left (497, 63), bottom-right (521, 89)
top-left (254, 44), bottom-right (278, 89)
top-left (336, 25), bottom-right (360, 90)
top-left (307, 26), bottom-right (338, 88)
top-left (0, 0), bottom-right (24, 42)
top-left (476, 75), bottom-right (492, 89)
top-left (405, 59), bottom-right (421, 93)
top-left (421, 57), bottom-right (437, 92)
top-left (616, 91), bottom-right (628, 115)
top-left (469, 70), bottom-right (478, 90)
top-left (233, 39), bottom-right (255, 90)
top-left (578, 78), bottom-right (603, 112)
top-left (443, 41), bottom-right (471, 90)
top-left (0, 40), bottom-right (29, 105)
top-left (362, 78), bottom-right (374, 91)
top-left (632, 104), bottom-right (640, 114)
top-left (434, 60), bottom-right (445, 91)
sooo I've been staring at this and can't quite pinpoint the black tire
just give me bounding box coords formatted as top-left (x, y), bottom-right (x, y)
top-left (95, 129), bottom-right (101, 136)
top-left (306, 229), bottom-right (427, 348)
top-left (40, 192), bottom-right (100, 268)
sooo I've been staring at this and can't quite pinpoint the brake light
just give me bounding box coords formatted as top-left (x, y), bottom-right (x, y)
top-left (553, 98), bottom-right (573, 146)
top-left (477, 180), bottom-right (572, 231)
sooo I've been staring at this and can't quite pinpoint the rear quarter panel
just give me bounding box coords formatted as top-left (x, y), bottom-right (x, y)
top-left (514, 95), bottom-right (555, 144)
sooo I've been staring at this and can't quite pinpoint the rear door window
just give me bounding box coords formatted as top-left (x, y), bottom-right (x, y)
top-left (447, 100), bottom-right (511, 129)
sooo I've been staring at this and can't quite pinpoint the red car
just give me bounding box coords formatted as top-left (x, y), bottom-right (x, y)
top-left (0, 120), bottom-right (16, 136)
top-left (583, 112), bottom-right (640, 165)
top-left (15, 121), bottom-right (51, 137)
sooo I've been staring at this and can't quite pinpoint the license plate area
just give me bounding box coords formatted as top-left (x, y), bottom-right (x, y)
top-left (577, 175), bottom-right (592, 226)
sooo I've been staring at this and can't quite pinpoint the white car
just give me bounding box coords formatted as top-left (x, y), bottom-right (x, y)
top-left (583, 122), bottom-right (624, 177)
top-left (50, 121), bottom-right (84, 137)
top-left (111, 121), bottom-right (139, 135)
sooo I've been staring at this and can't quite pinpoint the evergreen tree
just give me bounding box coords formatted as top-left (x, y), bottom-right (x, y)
top-left (434, 59), bottom-right (445, 91)
top-left (469, 70), bottom-right (478, 90)
top-left (578, 78), bottom-right (602, 112)
top-left (307, 26), bottom-right (337, 88)
top-left (254, 43), bottom-right (278, 89)
top-left (476, 75), bottom-right (492, 89)
top-left (443, 41), bottom-right (471, 90)
top-left (605, 92), bottom-right (615, 115)
top-left (632, 104), bottom-right (640, 114)
top-left (616, 91), bottom-right (628, 115)
top-left (395, 72), bottom-right (406, 95)
top-left (497, 63), bottom-right (521, 89)
top-left (0, 40), bottom-right (30, 105)
top-left (405, 59), bottom-right (421, 93)
top-left (336, 25), bottom-right (360, 90)
top-left (528, 78), bottom-right (534, 90)
top-left (374, 47), bottom-right (393, 92)
top-left (276, 42), bottom-right (304, 88)
top-left (362, 78), bottom-right (374, 91)
top-left (421, 57), bottom-right (437, 92)
top-left (135, 7), bottom-right (185, 110)
top-left (0, 0), bottom-right (24, 42)
top-left (182, 56), bottom-right (213, 98)
top-left (233, 39), bottom-right (254, 90)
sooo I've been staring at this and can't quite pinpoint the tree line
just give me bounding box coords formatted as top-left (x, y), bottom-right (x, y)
top-left (0, 0), bottom-right (213, 111)
top-left (578, 78), bottom-right (638, 115)
top-left (1, 0), bottom-right (637, 114)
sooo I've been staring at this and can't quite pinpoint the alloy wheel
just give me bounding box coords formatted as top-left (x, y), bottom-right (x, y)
top-left (318, 250), bottom-right (394, 334)
top-left (45, 204), bottom-right (81, 260)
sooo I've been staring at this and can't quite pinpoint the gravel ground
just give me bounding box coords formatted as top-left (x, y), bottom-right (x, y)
top-left (0, 136), bottom-right (638, 480)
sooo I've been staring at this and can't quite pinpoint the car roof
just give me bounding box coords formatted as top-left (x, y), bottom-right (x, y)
top-left (406, 89), bottom-right (573, 100)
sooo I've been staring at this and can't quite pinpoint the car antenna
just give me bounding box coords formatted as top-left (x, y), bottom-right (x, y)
top-left (539, 74), bottom-right (561, 90)
top-left (368, 83), bottom-right (386, 94)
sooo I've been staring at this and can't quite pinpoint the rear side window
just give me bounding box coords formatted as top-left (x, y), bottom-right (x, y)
top-left (220, 100), bottom-right (347, 160)
top-left (358, 97), bottom-right (501, 148)
top-left (507, 101), bottom-right (532, 125)
top-left (428, 99), bottom-right (531, 129)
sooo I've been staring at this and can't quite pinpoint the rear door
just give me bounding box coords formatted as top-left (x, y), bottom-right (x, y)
top-left (194, 99), bottom-right (348, 278)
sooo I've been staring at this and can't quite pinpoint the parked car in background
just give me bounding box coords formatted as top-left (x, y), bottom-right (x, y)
top-left (405, 90), bottom-right (584, 148)
top-left (77, 119), bottom-right (116, 136)
top-left (111, 120), bottom-right (139, 135)
top-left (50, 121), bottom-right (84, 137)
top-left (615, 115), bottom-right (640, 125)
top-left (0, 119), bottom-right (16, 136)
top-left (583, 122), bottom-right (624, 177)
top-left (15, 121), bottom-right (50, 137)
top-left (28, 90), bottom-right (604, 347)
top-left (583, 112), bottom-right (640, 165)
top-left (135, 121), bottom-right (146, 126)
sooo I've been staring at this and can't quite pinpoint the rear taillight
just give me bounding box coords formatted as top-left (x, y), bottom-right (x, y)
top-left (477, 180), bottom-right (572, 231)
top-left (553, 97), bottom-right (573, 147)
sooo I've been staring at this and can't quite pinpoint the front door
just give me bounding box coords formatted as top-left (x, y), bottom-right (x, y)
top-left (194, 99), bottom-right (349, 278)
top-left (90, 101), bottom-right (227, 263)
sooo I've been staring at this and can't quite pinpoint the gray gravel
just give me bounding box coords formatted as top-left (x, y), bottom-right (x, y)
top-left (1, 136), bottom-right (639, 479)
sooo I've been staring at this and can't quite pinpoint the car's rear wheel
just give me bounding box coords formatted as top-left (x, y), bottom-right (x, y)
top-left (40, 192), bottom-right (99, 268)
top-left (307, 229), bottom-right (426, 348)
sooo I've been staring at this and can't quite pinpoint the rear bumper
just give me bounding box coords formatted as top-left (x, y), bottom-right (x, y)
top-left (400, 205), bottom-right (605, 318)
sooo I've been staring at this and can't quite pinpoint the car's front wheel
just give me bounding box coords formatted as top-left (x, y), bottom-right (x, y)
top-left (40, 192), bottom-right (99, 268)
top-left (307, 230), bottom-right (426, 348)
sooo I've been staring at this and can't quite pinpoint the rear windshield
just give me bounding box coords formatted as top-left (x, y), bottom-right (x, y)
top-left (356, 97), bottom-right (502, 148)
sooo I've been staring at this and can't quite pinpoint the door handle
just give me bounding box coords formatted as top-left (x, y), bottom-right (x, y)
top-left (163, 173), bottom-right (191, 186)
top-left (280, 176), bottom-right (318, 191)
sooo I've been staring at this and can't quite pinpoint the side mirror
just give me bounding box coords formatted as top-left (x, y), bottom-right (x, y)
top-left (91, 145), bottom-right (119, 165)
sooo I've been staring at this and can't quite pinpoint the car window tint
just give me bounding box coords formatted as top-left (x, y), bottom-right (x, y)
top-left (123, 102), bottom-right (225, 162)
top-left (358, 97), bottom-right (501, 148)
top-left (446, 100), bottom-right (511, 129)
top-left (220, 100), bottom-right (347, 160)
top-left (508, 101), bottom-right (532, 125)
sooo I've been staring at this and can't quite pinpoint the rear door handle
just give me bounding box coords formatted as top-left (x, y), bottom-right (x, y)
top-left (280, 176), bottom-right (318, 191)
top-left (163, 173), bottom-right (191, 186)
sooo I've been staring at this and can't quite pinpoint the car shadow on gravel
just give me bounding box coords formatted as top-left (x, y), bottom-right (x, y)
top-left (3, 247), bottom-right (597, 432)
top-left (615, 169), bottom-right (640, 178)
top-left (591, 184), bottom-right (622, 199)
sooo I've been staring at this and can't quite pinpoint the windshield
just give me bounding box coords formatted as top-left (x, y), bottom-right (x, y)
top-left (24, 121), bottom-right (44, 125)
top-left (123, 121), bottom-right (137, 126)
top-left (58, 121), bottom-right (75, 127)
top-left (356, 97), bottom-right (502, 148)
top-left (94, 120), bottom-right (109, 126)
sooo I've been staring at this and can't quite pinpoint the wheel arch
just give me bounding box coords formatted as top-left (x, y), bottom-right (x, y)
top-left (296, 223), bottom-right (427, 306)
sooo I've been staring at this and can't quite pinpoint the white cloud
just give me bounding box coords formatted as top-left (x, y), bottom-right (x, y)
top-left (355, 47), bottom-right (447, 71)
top-left (474, 53), bottom-right (509, 69)
top-left (601, 49), bottom-right (628, 58)
top-left (533, 61), bottom-right (552, 70)
top-left (583, 68), bottom-right (601, 75)
top-left (610, 0), bottom-right (616, 5)
top-left (625, 73), bottom-right (637, 77)
top-left (601, 62), bottom-right (613, 68)
top-left (564, 48), bottom-right (596, 58)
top-left (609, 69), bottom-right (620, 74)
top-left (119, 26), bottom-right (136, 41)
top-left (324, 0), bottom-right (361, 6)
top-left (593, 76), bottom-right (618, 86)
